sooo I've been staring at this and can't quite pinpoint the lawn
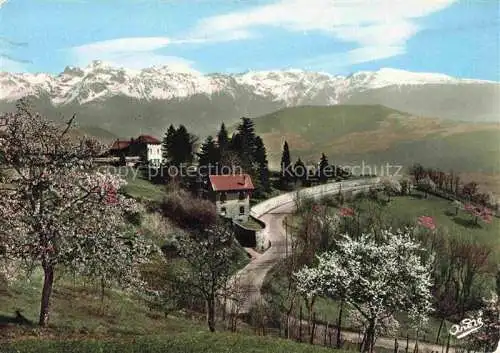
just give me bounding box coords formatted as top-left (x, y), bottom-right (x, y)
top-left (2, 332), bottom-right (344, 353)
top-left (98, 165), bottom-right (167, 201)
top-left (364, 194), bottom-right (500, 260)
top-left (1, 271), bottom-right (336, 353)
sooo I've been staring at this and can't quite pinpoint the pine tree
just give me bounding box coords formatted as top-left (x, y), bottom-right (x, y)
top-left (318, 153), bottom-right (329, 183)
top-left (197, 136), bottom-right (220, 174)
top-left (217, 123), bottom-right (230, 153)
top-left (236, 117), bottom-right (257, 167)
top-left (163, 124), bottom-right (176, 161)
top-left (254, 136), bottom-right (270, 193)
top-left (229, 132), bottom-right (242, 154)
top-left (172, 125), bottom-right (197, 166)
top-left (293, 157), bottom-right (307, 185)
top-left (280, 141), bottom-right (292, 187)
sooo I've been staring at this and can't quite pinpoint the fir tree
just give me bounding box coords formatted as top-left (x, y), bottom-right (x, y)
top-left (280, 141), bottom-right (292, 187)
top-left (318, 153), bottom-right (329, 183)
top-left (217, 123), bottom-right (230, 153)
top-left (197, 135), bottom-right (220, 174)
top-left (254, 136), bottom-right (270, 192)
top-left (162, 124), bottom-right (176, 161)
top-left (172, 125), bottom-right (197, 166)
top-left (293, 157), bottom-right (307, 185)
top-left (235, 117), bottom-right (257, 167)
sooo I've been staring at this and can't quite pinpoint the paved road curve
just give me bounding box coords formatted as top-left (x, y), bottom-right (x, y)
top-left (232, 201), bottom-right (294, 313)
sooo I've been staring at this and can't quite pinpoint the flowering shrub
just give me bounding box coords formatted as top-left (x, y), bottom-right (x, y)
top-left (464, 204), bottom-right (492, 225)
top-left (418, 216), bottom-right (436, 230)
top-left (339, 207), bottom-right (355, 217)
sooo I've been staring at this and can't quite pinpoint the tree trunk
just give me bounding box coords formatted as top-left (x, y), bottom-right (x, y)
top-left (39, 263), bottom-right (54, 327)
top-left (337, 300), bottom-right (344, 348)
top-left (207, 297), bottom-right (216, 332)
top-left (364, 319), bottom-right (376, 353)
top-left (436, 318), bottom-right (444, 344)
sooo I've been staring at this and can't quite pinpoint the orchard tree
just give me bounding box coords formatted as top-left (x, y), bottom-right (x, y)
top-left (451, 200), bottom-right (464, 216)
top-left (410, 164), bottom-right (426, 183)
top-left (417, 176), bottom-right (436, 198)
top-left (381, 178), bottom-right (402, 202)
top-left (295, 229), bottom-right (433, 353)
top-left (0, 100), bottom-right (152, 326)
top-left (175, 222), bottom-right (235, 332)
top-left (464, 204), bottom-right (493, 226)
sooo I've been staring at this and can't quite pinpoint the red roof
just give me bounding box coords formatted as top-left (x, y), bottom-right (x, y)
top-left (136, 135), bottom-right (161, 144)
top-left (110, 135), bottom-right (160, 150)
top-left (110, 140), bottom-right (131, 150)
top-left (209, 174), bottom-right (254, 191)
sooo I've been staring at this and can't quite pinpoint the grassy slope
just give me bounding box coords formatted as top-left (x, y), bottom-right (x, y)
top-left (253, 105), bottom-right (500, 175)
top-left (2, 278), bottom-right (328, 353)
top-left (3, 333), bottom-right (340, 353)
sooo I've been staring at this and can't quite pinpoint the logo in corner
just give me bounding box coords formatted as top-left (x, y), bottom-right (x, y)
top-left (449, 315), bottom-right (484, 339)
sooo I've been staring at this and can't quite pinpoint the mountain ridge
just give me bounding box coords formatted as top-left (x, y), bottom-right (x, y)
top-left (1, 61), bottom-right (496, 105)
top-left (0, 62), bottom-right (498, 137)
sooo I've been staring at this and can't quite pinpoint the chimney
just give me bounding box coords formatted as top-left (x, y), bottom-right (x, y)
top-left (238, 174), bottom-right (246, 186)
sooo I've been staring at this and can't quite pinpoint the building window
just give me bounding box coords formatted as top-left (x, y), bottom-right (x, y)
top-left (238, 191), bottom-right (245, 200)
top-left (221, 207), bottom-right (226, 216)
top-left (220, 192), bottom-right (227, 202)
top-left (239, 206), bottom-right (245, 215)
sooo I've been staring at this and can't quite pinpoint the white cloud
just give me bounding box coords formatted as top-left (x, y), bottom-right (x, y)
top-left (0, 0), bottom-right (8, 8)
top-left (68, 0), bottom-right (456, 71)
top-left (193, 0), bottom-right (456, 65)
top-left (107, 53), bottom-right (195, 73)
top-left (0, 56), bottom-right (26, 72)
top-left (70, 36), bottom-right (198, 72)
top-left (72, 37), bottom-right (172, 56)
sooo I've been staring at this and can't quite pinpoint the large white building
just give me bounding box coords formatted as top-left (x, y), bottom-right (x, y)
top-left (109, 135), bottom-right (162, 166)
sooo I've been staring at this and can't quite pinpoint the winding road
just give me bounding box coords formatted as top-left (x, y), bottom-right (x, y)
top-left (232, 179), bottom-right (380, 313)
top-left (232, 201), bottom-right (294, 313)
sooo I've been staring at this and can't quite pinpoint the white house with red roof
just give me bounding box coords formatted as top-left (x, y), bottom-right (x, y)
top-left (208, 174), bottom-right (254, 222)
top-left (109, 134), bottom-right (162, 166)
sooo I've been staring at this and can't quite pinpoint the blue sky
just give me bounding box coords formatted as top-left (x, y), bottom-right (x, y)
top-left (0, 0), bottom-right (498, 80)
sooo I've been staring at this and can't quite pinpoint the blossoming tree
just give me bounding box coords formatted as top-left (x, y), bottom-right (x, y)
top-left (381, 178), bottom-right (402, 202)
top-left (464, 203), bottom-right (493, 225)
top-left (294, 229), bottom-right (433, 353)
top-left (0, 100), bottom-right (152, 326)
top-left (417, 176), bottom-right (436, 198)
top-left (175, 222), bottom-right (235, 332)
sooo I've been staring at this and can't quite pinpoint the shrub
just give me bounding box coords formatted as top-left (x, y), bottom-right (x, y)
top-left (160, 189), bottom-right (216, 229)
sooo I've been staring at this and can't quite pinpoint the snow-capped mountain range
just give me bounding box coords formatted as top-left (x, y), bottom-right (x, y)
top-left (0, 60), bottom-right (493, 106)
top-left (0, 61), bottom-right (498, 138)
